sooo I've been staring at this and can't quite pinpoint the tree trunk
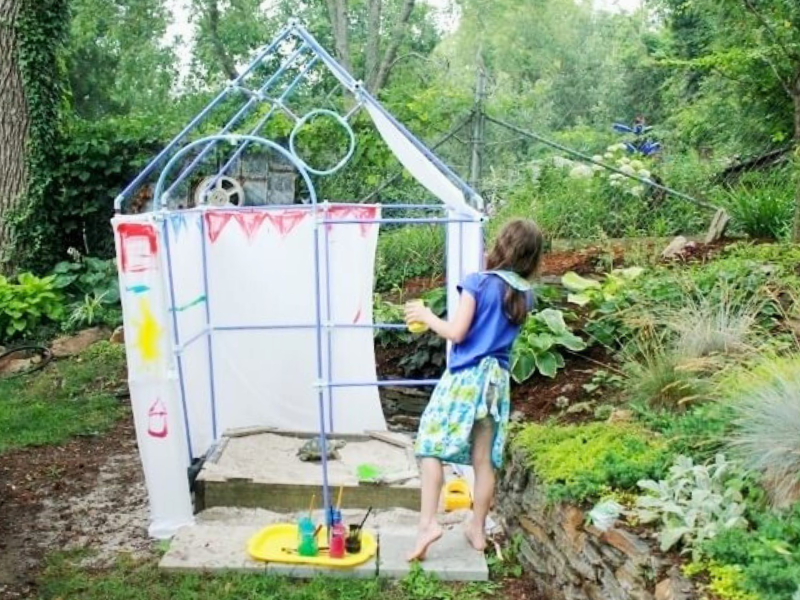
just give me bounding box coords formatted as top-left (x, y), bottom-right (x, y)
top-left (370, 0), bottom-right (416, 93)
top-left (325, 0), bottom-right (351, 74)
top-left (0, 0), bottom-right (28, 260)
top-left (207, 0), bottom-right (238, 80)
top-left (365, 0), bottom-right (382, 84)
top-left (792, 67), bottom-right (800, 242)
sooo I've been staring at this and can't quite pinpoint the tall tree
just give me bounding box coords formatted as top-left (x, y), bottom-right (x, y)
top-left (0, 0), bottom-right (27, 258)
top-left (0, 0), bottom-right (69, 267)
top-left (67, 0), bottom-right (177, 119)
top-left (653, 0), bottom-right (800, 238)
top-left (191, 0), bottom-right (432, 95)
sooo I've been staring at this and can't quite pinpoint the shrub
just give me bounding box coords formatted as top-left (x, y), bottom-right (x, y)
top-left (701, 502), bottom-right (800, 600)
top-left (510, 308), bottom-right (587, 382)
top-left (621, 336), bottom-right (713, 410)
top-left (718, 168), bottom-right (794, 240)
top-left (727, 357), bottom-right (800, 508)
top-left (375, 225), bottom-right (444, 292)
top-left (513, 422), bottom-right (668, 503)
top-left (635, 454), bottom-right (748, 559)
top-left (0, 273), bottom-right (65, 341)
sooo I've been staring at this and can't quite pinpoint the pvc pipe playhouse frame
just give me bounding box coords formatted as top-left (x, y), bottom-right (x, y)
top-left (113, 20), bottom-right (485, 538)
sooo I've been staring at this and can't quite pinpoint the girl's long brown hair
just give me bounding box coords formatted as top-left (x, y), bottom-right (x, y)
top-left (485, 219), bottom-right (544, 325)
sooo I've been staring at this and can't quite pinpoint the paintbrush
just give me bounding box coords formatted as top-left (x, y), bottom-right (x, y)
top-left (355, 506), bottom-right (373, 532)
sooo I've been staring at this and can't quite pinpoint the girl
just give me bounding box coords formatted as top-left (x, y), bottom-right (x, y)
top-left (404, 219), bottom-right (543, 561)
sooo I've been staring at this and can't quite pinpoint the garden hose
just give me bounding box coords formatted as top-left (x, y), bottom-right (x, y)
top-left (0, 345), bottom-right (53, 380)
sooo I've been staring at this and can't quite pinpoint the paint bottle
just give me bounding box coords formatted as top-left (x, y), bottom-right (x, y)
top-left (329, 521), bottom-right (346, 559)
top-left (406, 300), bottom-right (429, 334)
top-left (297, 516), bottom-right (318, 557)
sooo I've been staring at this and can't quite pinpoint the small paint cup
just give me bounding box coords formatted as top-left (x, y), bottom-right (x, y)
top-left (406, 300), bottom-right (428, 334)
top-left (346, 525), bottom-right (362, 554)
top-left (297, 517), bottom-right (318, 557)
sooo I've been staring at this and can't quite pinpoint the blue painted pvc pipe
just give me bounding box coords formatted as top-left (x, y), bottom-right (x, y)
top-left (114, 26), bottom-right (292, 211)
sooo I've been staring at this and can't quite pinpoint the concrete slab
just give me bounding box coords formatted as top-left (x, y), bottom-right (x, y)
top-left (159, 509), bottom-right (487, 581)
top-left (379, 528), bottom-right (489, 582)
top-left (159, 525), bottom-right (266, 574)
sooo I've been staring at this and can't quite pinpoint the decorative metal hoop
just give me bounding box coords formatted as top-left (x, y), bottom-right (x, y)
top-left (153, 134), bottom-right (318, 209)
top-left (288, 109), bottom-right (356, 176)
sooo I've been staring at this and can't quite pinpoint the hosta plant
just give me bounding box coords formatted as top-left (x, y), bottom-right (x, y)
top-left (635, 454), bottom-right (747, 560)
top-left (510, 308), bottom-right (587, 382)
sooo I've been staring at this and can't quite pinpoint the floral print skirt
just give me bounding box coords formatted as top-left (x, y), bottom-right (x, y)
top-left (414, 356), bottom-right (511, 470)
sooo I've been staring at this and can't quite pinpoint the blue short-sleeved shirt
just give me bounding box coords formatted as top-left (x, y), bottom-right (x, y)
top-left (448, 272), bottom-right (534, 373)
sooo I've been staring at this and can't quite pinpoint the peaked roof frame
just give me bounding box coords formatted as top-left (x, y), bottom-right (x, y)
top-left (114, 19), bottom-right (484, 217)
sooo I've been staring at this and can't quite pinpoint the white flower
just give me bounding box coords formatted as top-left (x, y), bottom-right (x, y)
top-left (592, 155), bottom-right (604, 163)
top-left (569, 165), bottom-right (594, 179)
top-left (630, 160), bottom-right (645, 170)
top-left (638, 169), bottom-right (652, 180)
top-left (620, 157), bottom-right (631, 165)
top-left (630, 185), bottom-right (646, 197)
top-left (619, 164), bottom-right (636, 176)
top-left (604, 152), bottom-right (614, 160)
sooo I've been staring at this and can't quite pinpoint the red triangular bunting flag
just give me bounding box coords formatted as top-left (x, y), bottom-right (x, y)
top-left (205, 211), bottom-right (235, 243)
top-left (265, 209), bottom-right (308, 238)
top-left (234, 211), bottom-right (269, 242)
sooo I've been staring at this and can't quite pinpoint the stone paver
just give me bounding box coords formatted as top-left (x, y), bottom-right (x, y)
top-left (160, 525), bottom-right (266, 573)
top-left (378, 528), bottom-right (489, 582)
top-left (159, 513), bottom-right (488, 581)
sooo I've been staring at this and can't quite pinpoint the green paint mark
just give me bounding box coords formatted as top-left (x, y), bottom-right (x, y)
top-left (171, 295), bottom-right (207, 313)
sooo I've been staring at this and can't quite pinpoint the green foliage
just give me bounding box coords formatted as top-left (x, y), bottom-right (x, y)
top-left (486, 534), bottom-right (524, 580)
top-left (51, 256), bottom-right (121, 331)
top-left (718, 168), bottom-right (795, 241)
top-left (39, 552), bottom-right (496, 600)
top-left (513, 422), bottom-right (668, 503)
top-left (510, 308), bottom-right (586, 382)
top-left (0, 273), bottom-right (64, 341)
top-left (376, 226), bottom-right (445, 293)
top-left (683, 561), bottom-right (759, 600)
top-left (635, 454), bottom-right (748, 559)
top-left (561, 268), bottom-right (643, 347)
top-left (0, 342), bottom-right (125, 454)
top-left (727, 356), bottom-right (800, 508)
top-left (632, 401), bottom-right (735, 459)
top-left (621, 338), bottom-right (713, 410)
top-left (13, 116), bottom-right (168, 271)
top-left (700, 502), bottom-right (800, 600)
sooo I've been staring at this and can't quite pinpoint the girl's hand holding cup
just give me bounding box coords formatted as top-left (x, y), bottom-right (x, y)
top-left (405, 299), bottom-right (431, 334)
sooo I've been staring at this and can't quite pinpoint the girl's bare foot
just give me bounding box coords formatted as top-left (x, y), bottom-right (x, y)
top-left (407, 523), bottom-right (444, 561)
top-left (464, 520), bottom-right (487, 552)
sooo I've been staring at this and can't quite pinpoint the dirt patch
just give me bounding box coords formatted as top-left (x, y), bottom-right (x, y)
top-left (512, 346), bottom-right (614, 423)
top-left (0, 412), bottom-right (150, 599)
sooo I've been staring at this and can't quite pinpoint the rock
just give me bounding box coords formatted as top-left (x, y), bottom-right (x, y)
top-left (601, 528), bottom-right (653, 565)
top-left (51, 327), bottom-right (110, 358)
top-left (607, 409), bottom-right (634, 424)
top-left (661, 236), bottom-right (688, 259)
top-left (0, 358), bottom-right (34, 375)
top-left (110, 326), bottom-right (125, 344)
top-left (562, 506), bottom-right (586, 552)
top-left (655, 567), bottom-right (694, 600)
top-left (704, 208), bottom-right (730, 244)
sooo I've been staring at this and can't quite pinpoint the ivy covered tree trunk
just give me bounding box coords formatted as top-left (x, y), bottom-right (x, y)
top-left (0, 0), bottom-right (28, 263)
top-left (793, 68), bottom-right (800, 242)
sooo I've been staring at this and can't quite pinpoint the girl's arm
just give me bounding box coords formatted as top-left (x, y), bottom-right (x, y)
top-left (405, 292), bottom-right (476, 344)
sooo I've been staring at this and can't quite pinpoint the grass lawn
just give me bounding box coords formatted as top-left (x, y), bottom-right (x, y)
top-left (0, 342), bottom-right (127, 454)
top-left (39, 553), bottom-right (500, 600)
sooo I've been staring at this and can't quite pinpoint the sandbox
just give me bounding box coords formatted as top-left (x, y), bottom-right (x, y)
top-left (196, 429), bottom-right (421, 512)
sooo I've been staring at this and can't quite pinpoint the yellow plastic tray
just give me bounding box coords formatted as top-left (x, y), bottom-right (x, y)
top-left (444, 478), bottom-right (472, 512)
top-left (247, 523), bottom-right (378, 567)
